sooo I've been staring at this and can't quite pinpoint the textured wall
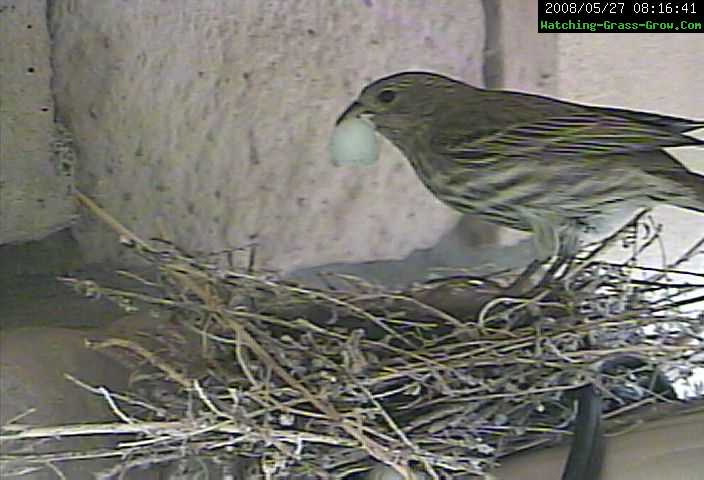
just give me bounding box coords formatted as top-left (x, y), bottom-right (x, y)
top-left (0, 0), bottom-right (75, 244)
top-left (556, 34), bottom-right (704, 116)
top-left (49, 0), bottom-right (486, 272)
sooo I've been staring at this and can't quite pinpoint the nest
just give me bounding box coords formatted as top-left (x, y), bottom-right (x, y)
top-left (2, 194), bottom-right (704, 479)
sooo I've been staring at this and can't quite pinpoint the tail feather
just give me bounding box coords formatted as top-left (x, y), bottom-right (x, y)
top-left (636, 150), bottom-right (704, 213)
top-left (593, 105), bottom-right (704, 134)
top-left (665, 170), bottom-right (704, 214)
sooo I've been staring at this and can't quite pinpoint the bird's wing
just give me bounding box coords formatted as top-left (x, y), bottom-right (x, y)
top-left (588, 106), bottom-right (704, 134)
top-left (431, 111), bottom-right (703, 163)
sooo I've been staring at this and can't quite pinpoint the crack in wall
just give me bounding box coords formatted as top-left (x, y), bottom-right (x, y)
top-left (481, 0), bottom-right (503, 88)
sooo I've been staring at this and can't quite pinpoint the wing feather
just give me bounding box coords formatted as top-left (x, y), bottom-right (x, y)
top-left (431, 105), bottom-right (703, 163)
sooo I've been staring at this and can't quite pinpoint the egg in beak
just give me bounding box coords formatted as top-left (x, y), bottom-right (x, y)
top-left (329, 102), bottom-right (379, 166)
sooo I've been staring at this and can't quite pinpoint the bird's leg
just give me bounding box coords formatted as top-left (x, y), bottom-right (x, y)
top-left (536, 227), bottom-right (582, 288)
top-left (517, 207), bottom-right (562, 262)
top-left (505, 226), bottom-right (584, 296)
top-left (502, 211), bottom-right (570, 295)
top-left (558, 226), bottom-right (581, 258)
top-left (503, 259), bottom-right (543, 295)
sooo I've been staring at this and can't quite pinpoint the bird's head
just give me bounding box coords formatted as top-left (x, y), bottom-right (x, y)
top-left (336, 71), bottom-right (469, 134)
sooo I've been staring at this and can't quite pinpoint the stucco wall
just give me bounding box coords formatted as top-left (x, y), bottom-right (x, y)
top-left (48, 0), bottom-right (487, 273)
top-left (0, 0), bottom-right (76, 245)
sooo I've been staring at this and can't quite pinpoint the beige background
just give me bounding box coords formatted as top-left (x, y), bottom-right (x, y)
top-left (47, 0), bottom-right (484, 272)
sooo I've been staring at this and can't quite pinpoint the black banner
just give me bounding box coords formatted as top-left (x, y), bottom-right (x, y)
top-left (538, 1), bottom-right (703, 32)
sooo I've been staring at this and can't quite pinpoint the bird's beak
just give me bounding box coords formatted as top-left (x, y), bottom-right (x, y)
top-left (335, 101), bottom-right (369, 125)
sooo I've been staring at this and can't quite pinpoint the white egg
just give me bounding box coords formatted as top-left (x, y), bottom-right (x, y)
top-left (329, 117), bottom-right (379, 166)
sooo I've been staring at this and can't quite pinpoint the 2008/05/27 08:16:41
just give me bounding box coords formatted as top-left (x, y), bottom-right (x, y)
top-left (542, 2), bottom-right (698, 15)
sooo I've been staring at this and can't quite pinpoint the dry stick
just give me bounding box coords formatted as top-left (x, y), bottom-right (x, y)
top-left (73, 190), bottom-right (415, 479)
top-left (86, 338), bottom-right (191, 389)
top-left (43, 461), bottom-right (67, 480)
top-left (83, 283), bottom-right (406, 465)
top-left (168, 255), bottom-right (439, 369)
top-left (562, 210), bottom-right (652, 286)
top-left (69, 190), bottom-right (702, 477)
top-left (355, 382), bottom-right (441, 480)
top-left (169, 265), bottom-right (400, 466)
top-left (65, 374), bottom-right (167, 417)
top-left (0, 420), bottom-right (359, 448)
top-left (1, 421), bottom-right (197, 441)
top-left (75, 190), bottom-right (154, 253)
top-left (225, 315), bottom-right (414, 478)
top-left (222, 270), bottom-right (419, 350)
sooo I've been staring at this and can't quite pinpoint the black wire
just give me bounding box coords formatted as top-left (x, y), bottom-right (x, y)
top-left (561, 384), bottom-right (604, 480)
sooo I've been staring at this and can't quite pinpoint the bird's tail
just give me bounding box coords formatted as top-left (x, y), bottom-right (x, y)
top-left (666, 169), bottom-right (704, 214)
top-left (639, 150), bottom-right (704, 214)
top-left (596, 106), bottom-right (704, 134)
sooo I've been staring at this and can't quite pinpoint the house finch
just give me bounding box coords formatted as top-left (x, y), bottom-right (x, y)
top-left (336, 71), bottom-right (704, 259)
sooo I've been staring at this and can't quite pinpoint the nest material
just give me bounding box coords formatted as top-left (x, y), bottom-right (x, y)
top-left (2, 196), bottom-right (704, 480)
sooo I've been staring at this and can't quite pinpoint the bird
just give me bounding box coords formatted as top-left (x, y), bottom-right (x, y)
top-left (336, 71), bottom-right (704, 260)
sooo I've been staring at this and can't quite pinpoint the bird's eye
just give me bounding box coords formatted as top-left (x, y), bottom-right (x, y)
top-left (377, 89), bottom-right (396, 104)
